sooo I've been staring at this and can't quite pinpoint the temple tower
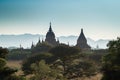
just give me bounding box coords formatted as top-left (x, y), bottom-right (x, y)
top-left (45, 22), bottom-right (59, 46)
top-left (76, 29), bottom-right (91, 50)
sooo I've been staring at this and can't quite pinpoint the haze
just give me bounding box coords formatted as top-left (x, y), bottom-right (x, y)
top-left (0, 0), bottom-right (120, 40)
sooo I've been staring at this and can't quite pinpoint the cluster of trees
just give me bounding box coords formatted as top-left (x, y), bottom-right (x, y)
top-left (0, 47), bottom-right (25, 80)
top-left (21, 38), bottom-right (120, 80)
top-left (7, 49), bottom-right (31, 60)
top-left (31, 42), bottom-right (52, 53)
top-left (22, 44), bottom-right (98, 80)
top-left (2, 37), bottom-right (120, 80)
top-left (101, 38), bottom-right (120, 80)
top-left (7, 42), bottom-right (52, 60)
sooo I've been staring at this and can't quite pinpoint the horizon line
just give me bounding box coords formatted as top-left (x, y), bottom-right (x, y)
top-left (0, 33), bottom-right (115, 41)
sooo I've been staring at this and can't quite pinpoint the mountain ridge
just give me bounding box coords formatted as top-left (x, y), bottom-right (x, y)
top-left (0, 34), bottom-right (110, 49)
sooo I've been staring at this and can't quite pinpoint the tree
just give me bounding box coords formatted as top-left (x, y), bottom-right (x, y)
top-left (0, 47), bottom-right (25, 80)
top-left (30, 60), bottom-right (66, 80)
top-left (66, 59), bottom-right (97, 79)
top-left (49, 45), bottom-right (81, 77)
top-left (22, 44), bottom-right (98, 79)
top-left (7, 48), bottom-right (31, 60)
top-left (22, 53), bottom-right (54, 75)
top-left (31, 42), bottom-right (52, 54)
top-left (101, 38), bottom-right (120, 80)
top-left (49, 45), bottom-right (80, 58)
top-left (0, 47), bottom-right (8, 58)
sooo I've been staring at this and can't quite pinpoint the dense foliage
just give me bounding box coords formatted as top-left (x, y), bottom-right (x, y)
top-left (30, 60), bottom-right (66, 80)
top-left (22, 53), bottom-right (54, 75)
top-left (22, 44), bottom-right (99, 79)
top-left (101, 38), bottom-right (120, 80)
top-left (31, 42), bottom-right (52, 53)
top-left (0, 47), bottom-right (26, 80)
top-left (7, 42), bottom-right (52, 61)
top-left (7, 49), bottom-right (31, 60)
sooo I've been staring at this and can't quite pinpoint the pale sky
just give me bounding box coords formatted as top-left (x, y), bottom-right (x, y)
top-left (0, 0), bottom-right (120, 40)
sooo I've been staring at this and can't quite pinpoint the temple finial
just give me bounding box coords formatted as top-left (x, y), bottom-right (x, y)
top-left (42, 37), bottom-right (44, 43)
top-left (57, 38), bottom-right (59, 43)
top-left (50, 22), bottom-right (51, 26)
top-left (31, 41), bottom-right (34, 48)
top-left (68, 42), bottom-right (69, 46)
top-left (20, 44), bottom-right (22, 48)
top-left (81, 28), bottom-right (83, 33)
top-left (49, 22), bottom-right (52, 32)
top-left (38, 37), bottom-right (41, 43)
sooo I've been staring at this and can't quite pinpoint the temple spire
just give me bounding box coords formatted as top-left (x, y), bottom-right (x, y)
top-left (76, 28), bottom-right (91, 50)
top-left (42, 37), bottom-right (44, 43)
top-left (68, 42), bottom-right (69, 46)
top-left (45, 22), bottom-right (58, 46)
top-left (81, 28), bottom-right (83, 33)
top-left (57, 38), bottom-right (59, 43)
top-left (31, 41), bottom-right (34, 48)
top-left (49, 22), bottom-right (52, 32)
top-left (32, 41), bottom-right (34, 45)
top-left (79, 28), bottom-right (85, 39)
top-left (38, 37), bottom-right (41, 43)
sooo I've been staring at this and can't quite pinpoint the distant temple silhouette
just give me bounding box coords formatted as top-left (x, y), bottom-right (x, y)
top-left (31, 22), bottom-right (59, 48)
top-left (45, 22), bottom-right (59, 46)
top-left (76, 29), bottom-right (91, 50)
top-left (32, 23), bottom-right (91, 50)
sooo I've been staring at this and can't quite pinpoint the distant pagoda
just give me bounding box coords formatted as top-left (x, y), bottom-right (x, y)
top-left (76, 29), bottom-right (91, 50)
top-left (45, 22), bottom-right (59, 46)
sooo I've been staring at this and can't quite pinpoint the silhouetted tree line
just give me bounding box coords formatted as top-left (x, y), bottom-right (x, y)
top-left (7, 49), bottom-right (31, 60)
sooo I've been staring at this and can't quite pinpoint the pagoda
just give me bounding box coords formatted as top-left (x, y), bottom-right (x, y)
top-left (76, 29), bottom-right (91, 50)
top-left (45, 22), bottom-right (59, 46)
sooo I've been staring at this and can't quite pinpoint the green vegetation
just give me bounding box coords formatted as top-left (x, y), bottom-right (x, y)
top-left (6, 41), bottom-right (118, 80)
top-left (0, 47), bottom-right (26, 80)
top-left (7, 42), bottom-right (52, 61)
top-left (22, 53), bottom-right (53, 75)
top-left (31, 42), bottom-right (52, 53)
top-left (7, 48), bottom-right (31, 60)
top-left (30, 60), bottom-right (66, 80)
top-left (101, 38), bottom-right (120, 80)
top-left (21, 44), bottom-right (101, 79)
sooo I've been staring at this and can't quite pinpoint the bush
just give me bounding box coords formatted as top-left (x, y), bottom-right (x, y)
top-left (22, 53), bottom-right (54, 75)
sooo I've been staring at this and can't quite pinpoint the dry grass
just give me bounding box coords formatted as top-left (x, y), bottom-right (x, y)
top-left (76, 74), bottom-right (102, 80)
top-left (6, 60), bottom-right (23, 75)
top-left (6, 60), bottom-right (22, 68)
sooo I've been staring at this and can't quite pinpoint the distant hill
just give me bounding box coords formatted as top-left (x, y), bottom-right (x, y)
top-left (0, 34), bottom-right (109, 49)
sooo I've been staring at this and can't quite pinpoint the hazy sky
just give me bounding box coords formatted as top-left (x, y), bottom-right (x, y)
top-left (0, 0), bottom-right (120, 40)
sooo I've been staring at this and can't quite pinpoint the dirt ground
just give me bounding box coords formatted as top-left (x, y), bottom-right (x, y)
top-left (6, 60), bottom-right (23, 75)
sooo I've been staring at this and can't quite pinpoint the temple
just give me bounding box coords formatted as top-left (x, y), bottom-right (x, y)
top-left (45, 22), bottom-right (59, 46)
top-left (32, 23), bottom-right (91, 50)
top-left (76, 29), bottom-right (91, 50)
